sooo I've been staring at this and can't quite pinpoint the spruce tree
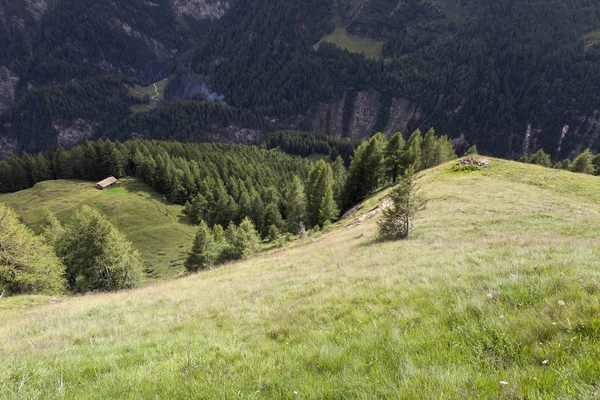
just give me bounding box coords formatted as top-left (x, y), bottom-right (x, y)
top-left (318, 184), bottom-right (339, 227)
top-left (377, 168), bottom-right (427, 240)
top-left (306, 160), bottom-right (337, 227)
top-left (342, 133), bottom-right (385, 210)
top-left (262, 203), bottom-right (284, 238)
top-left (400, 129), bottom-right (423, 173)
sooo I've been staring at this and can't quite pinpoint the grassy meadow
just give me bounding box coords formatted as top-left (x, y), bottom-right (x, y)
top-left (1, 159), bottom-right (600, 398)
top-left (128, 78), bottom-right (169, 113)
top-left (0, 179), bottom-right (195, 279)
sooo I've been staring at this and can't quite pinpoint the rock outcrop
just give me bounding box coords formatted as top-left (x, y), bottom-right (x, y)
top-left (0, 67), bottom-right (19, 113)
top-left (309, 91), bottom-right (422, 140)
top-left (52, 119), bottom-right (98, 148)
top-left (169, 0), bottom-right (230, 21)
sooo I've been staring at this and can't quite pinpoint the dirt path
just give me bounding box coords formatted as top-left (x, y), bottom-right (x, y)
top-left (151, 83), bottom-right (160, 101)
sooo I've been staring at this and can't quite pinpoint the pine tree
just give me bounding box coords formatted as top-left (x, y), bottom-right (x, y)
top-left (465, 145), bottom-right (478, 156)
top-left (286, 176), bottom-right (307, 233)
top-left (377, 168), bottom-right (427, 240)
top-left (185, 221), bottom-right (216, 272)
top-left (0, 203), bottom-right (66, 295)
top-left (384, 132), bottom-right (405, 183)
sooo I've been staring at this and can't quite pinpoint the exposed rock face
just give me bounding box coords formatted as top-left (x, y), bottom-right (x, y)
top-left (169, 0), bottom-right (230, 21)
top-left (0, 135), bottom-right (17, 159)
top-left (309, 91), bottom-right (422, 140)
top-left (522, 123), bottom-right (541, 155)
top-left (52, 119), bottom-right (98, 148)
top-left (384, 98), bottom-right (422, 135)
top-left (0, 67), bottom-right (19, 113)
top-left (24, 0), bottom-right (50, 20)
top-left (348, 91), bottom-right (381, 138)
top-left (311, 93), bottom-right (346, 136)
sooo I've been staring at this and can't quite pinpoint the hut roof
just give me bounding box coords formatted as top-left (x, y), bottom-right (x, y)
top-left (96, 176), bottom-right (118, 188)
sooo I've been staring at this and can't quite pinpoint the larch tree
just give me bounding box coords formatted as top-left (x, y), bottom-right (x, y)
top-left (0, 203), bottom-right (66, 295)
top-left (55, 206), bottom-right (143, 293)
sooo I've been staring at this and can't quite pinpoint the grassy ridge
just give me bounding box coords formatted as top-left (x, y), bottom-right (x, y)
top-left (1, 159), bottom-right (600, 398)
top-left (0, 179), bottom-right (195, 279)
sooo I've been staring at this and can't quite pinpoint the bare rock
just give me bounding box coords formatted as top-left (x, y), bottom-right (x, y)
top-left (0, 136), bottom-right (17, 159)
top-left (459, 157), bottom-right (490, 168)
top-left (384, 98), bottom-right (422, 135)
top-left (169, 0), bottom-right (230, 21)
top-left (52, 119), bottom-right (98, 148)
top-left (0, 67), bottom-right (19, 113)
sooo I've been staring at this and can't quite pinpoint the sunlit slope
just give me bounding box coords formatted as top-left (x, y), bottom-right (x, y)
top-left (1, 159), bottom-right (600, 399)
top-left (0, 178), bottom-right (195, 278)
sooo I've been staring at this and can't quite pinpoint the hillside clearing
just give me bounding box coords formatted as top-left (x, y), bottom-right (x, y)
top-left (128, 78), bottom-right (169, 113)
top-left (1, 159), bottom-right (600, 398)
top-left (0, 179), bottom-right (194, 279)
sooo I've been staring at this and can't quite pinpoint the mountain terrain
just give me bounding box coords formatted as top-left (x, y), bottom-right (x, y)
top-left (1, 159), bottom-right (599, 398)
top-left (1, 0), bottom-right (600, 159)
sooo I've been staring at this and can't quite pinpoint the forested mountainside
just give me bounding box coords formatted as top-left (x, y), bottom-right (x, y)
top-left (2, 0), bottom-right (600, 159)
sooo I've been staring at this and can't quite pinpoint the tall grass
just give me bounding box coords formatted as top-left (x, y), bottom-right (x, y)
top-left (1, 159), bottom-right (599, 398)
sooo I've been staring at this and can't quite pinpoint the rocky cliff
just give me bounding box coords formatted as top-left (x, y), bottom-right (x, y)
top-left (309, 90), bottom-right (422, 139)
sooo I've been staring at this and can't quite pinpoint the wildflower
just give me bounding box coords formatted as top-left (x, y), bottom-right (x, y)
top-left (487, 293), bottom-right (493, 299)
top-left (499, 315), bottom-right (504, 319)
top-left (542, 360), bottom-right (548, 364)
top-left (552, 322), bottom-right (557, 325)
top-left (294, 391), bottom-right (298, 395)
top-left (500, 381), bottom-right (508, 385)
top-left (558, 300), bottom-right (565, 306)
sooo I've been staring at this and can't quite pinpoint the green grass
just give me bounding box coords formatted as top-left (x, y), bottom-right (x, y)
top-left (1, 159), bottom-right (600, 398)
top-left (127, 78), bottom-right (169, 113)
top-left (317, 26), bottom-right (385, 60)
top-left (0, 178), bottom-right (195, 279)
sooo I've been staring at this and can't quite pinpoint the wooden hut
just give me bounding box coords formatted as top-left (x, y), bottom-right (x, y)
top-left (95, 176), bottom-right (118, 190)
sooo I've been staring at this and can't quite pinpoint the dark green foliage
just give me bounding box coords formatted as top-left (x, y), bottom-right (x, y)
top-left (384, 132), bottom-right (406, 184)
top-left (0, 203), bottom-right (66, 295)
top-left (107, 101), bottom-right (265, 143)
top-left (285, 177), bottom-right (308, 234)
top-left (262, 131), bottom-right (360, 164)
top-left (570, 149), bottom-right (595, 174)
top-left (342, 133), bottom-right (385, 209)
top-left (261, 203), bottom-right (284, 239)
top-left (51, 206), bottom-right (142, 293)
top-left (401, 130), bottom-right (423, 173)
top-left (377, 168), bottom-right (427, 240)
top-left (185, 221), bottom-right (216, 272)
top-left (526, 149), bottom-right (553, 168)
top-left (0, 140), bottom-right (312, 231)
top-left (306, 160), bottom-right (339, 227)
top-left (0, 76), bottom-right (135, 156)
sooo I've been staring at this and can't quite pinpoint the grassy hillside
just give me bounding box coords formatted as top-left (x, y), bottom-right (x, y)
top-left (0, 179), bottom-right (195, 279)
top-left (1, 159), bottom-right (600, 398)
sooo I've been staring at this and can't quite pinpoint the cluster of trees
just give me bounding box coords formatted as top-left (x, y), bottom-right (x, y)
top-left (342, 128), bottom-right (456, 209)
top-left (0, 76), bottom-right (137, 156)
top-left (185, 217), bottom-right (261, 271)
top-left (0, 204), bottom-right (142, 296)
top-left (261, 131), bottom-right (360, 164)
top-left (520, 148), bottom-right (600, 175)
